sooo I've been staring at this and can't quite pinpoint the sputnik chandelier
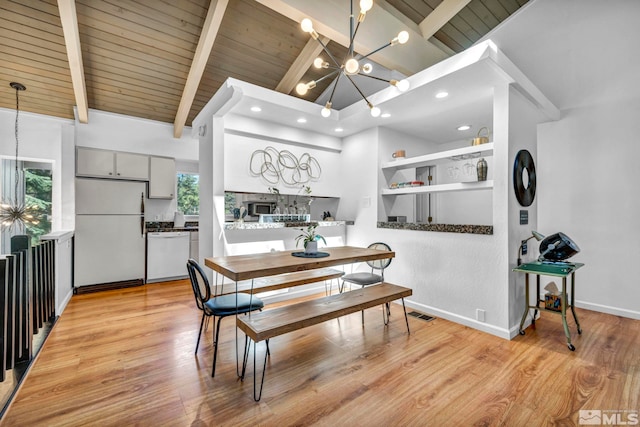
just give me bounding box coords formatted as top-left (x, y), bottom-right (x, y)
top-left (296, 0), bottom-right (410, 118)
top-left (0, 82), bottom-right (40, 231)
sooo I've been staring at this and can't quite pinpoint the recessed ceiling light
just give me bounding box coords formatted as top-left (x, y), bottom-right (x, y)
top-left (250, 106), bottom-right (262, 112)
top-left (334, 127), bottom-right (344, 132)
top-left (457, 125), bottom-right (471, 131)
top-left (435, 91), bottom-right (449, 99)
top-left (381, 113), bottom-right (391, 118)
top-left (297, 118), bottom-right (307, 123)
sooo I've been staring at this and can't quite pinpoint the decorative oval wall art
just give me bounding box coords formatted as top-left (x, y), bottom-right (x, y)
top-left (513, 149), bottom-right (536, 207)
top-left (250, 146), bottom-right (321, 185)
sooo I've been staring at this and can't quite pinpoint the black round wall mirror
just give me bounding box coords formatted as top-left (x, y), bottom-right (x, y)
top-left (513, 149), bottom-right (536, 206)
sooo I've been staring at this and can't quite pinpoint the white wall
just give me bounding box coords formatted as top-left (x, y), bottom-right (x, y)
top-left (0, 108), bottom-right (73, 231)
top-left (538, 100), bottom-right (640, 319)
top-left (222, 114), bottom-right (343, 198)
top-left (506, 86), bottom-right (544, 328)
top-left (486, 0), bottom-right (640, 320)
top-left (342, 123), bottom-right (514, 338)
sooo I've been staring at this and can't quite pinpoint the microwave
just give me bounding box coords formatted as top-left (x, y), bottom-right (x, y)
top-left (247, 202), bottom-right (274, 216)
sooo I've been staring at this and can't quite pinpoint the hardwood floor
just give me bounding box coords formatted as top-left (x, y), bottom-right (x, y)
top-left (1, 280), bottom-right (638, 426)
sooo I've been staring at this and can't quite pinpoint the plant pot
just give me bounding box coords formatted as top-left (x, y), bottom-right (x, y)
top-left (304, 241), bottom-right (318, 254)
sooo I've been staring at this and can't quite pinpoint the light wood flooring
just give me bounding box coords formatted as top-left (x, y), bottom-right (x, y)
top-left (1, 280), bottom-right (638, 426)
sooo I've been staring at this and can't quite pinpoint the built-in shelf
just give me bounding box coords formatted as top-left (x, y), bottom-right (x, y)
top-left (382, 180), bottom-right (493, 196)
top-left (381, 143), bottom-right (494, 171)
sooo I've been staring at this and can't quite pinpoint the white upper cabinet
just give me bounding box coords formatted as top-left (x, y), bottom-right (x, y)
top-left (148, 156), bottom-right (176, 199)
top-left (76, 147), bottom-right (149, 181)
top-left (114, 152), bottom-right (149, 180)
top-left (76, 147), bottom-right (115, 178)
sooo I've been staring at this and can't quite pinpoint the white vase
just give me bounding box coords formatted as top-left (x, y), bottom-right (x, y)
top-left (304, 240), bottom-right (318, 254)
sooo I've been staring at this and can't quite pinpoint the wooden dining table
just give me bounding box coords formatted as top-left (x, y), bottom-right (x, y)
top-left (204, 245), bottom-right (396, 283)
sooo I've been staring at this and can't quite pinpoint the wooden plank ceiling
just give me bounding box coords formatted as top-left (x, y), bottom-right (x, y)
top-left (0, 0), bottom-right (528, 133)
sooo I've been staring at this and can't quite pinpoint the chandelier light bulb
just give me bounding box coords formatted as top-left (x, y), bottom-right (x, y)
top-left (313, 57), bottom-right (325, 68)
top-left (345, 58), bottom-right (360, 74)
top-left (301, 18), bottom-right (314, 33)
top-left (362, 63), bottom-right (373, 74)
top-left (397, 30), bottom-right (409, 44)
top-left (296, 82), bottom-right (308, 95)
top-left (359, 0), bottom-right (373, 13)
top-left (396, 79), bottom-right (410, 92)
top-left (370, 106), bottom-right (381, 117)
top-left (321, 101), bottom-right (332, 117)
top-left (392, 31), bottom-right (410, 45)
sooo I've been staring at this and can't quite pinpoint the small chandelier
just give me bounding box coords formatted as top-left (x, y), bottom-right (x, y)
top-left (296, 0), bottom-right (410, 117)
top-left (0, 82), bottom-right (40, 231)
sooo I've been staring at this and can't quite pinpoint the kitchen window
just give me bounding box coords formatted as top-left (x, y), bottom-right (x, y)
top-left (177, 173), bottom-right (199, 215)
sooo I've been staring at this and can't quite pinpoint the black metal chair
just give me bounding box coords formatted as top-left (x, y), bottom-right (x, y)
top-left (186, 258), bottom-right (264, 377)
top-left (339, 242), bottom-right (393, 324)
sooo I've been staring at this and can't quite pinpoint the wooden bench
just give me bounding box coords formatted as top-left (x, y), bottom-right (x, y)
top-left (212, 267), bottom-right (344, 296)
top-left (237, 282), bottom-right (412, 400)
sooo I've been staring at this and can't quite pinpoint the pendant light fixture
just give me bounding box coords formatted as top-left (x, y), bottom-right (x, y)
top-left (0, 82), bottom-right (40, 230)
top-left (296, 0), bottom-right (410, 117)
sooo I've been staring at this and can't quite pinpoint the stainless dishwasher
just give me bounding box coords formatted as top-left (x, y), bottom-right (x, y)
top-left (146, 231), bottom-right (190, 282)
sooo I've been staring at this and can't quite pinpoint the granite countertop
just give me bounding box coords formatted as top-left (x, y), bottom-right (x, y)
top-left (146, 221), bottom-right (199, 232)
top-left (377, 222), bottom-right (493, 235)
top-left (223, 220), bottom-right (349, 230)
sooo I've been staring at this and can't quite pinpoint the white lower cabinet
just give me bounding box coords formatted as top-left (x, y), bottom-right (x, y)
top-left (146, 232), bottom-right (190, 282)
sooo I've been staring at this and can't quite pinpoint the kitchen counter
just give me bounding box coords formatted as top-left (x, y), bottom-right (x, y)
top-left (377, 222), bottom-right (493, 235)
top-left (224, 220), bottom-right (350, 230)
top-left (146, 221), bottom-right (198, 232)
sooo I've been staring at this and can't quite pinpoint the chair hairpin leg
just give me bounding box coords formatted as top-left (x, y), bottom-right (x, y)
top-left (212, 316), bottom-right (224, 377)
top-left (195, 312), bottom-right (206, 354)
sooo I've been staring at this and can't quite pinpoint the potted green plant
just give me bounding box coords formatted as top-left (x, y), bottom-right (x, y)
top-left (295, 224), bottom-right (326, 254)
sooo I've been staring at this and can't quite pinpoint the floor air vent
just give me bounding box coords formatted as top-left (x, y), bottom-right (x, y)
top-left (408, 311), bottom-right (435, 322)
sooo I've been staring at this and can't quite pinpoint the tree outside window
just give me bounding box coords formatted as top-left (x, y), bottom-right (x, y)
top-left (177, 173), bottom-right (199, 215)
top-left (25, 168), bottom-right (52, 245)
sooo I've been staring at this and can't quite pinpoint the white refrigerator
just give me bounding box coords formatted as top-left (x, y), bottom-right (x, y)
top-left (74, 178), bottom-right (146, 289)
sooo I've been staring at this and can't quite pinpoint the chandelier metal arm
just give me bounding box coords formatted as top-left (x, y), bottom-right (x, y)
top-left (359, 41), bottom-right (393, 61)
top-left (355, 73), bottom-right (389, 83)
top-left (344, 73), bottom-right (372, 105)
top-left (314, 69), bottom-right (340, 86)
top-left (315, 37), bottom-right (342, 68)
top-left (348, 0), bottom-right (355, 57)
top-left (327, 72), bottom-right (342, 106)
top-left (13, 85), bottom-right (20, 205)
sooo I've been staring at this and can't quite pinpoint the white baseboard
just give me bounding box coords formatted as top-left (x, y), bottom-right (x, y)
top-left (403, 299), bottom-right (513, 340)
top-left (575, 300), bottom-right (640, 320)
top-left (57, 289), bottom-right (73, 316)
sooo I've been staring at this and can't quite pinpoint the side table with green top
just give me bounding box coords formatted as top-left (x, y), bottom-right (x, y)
top-left (513, 261), bottom-right (584, 351)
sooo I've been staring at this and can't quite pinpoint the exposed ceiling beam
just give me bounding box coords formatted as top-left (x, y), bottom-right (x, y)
top-left (173, 0), bottom-right (229, 138)
top-left (419, 0), bottom-right (472, 40)
top-left (256, 0), bottom-right (448, 76)
top-left (275, 35), bottom-right (330, 94)
top-left (57, 0), bottom-right (88, 123)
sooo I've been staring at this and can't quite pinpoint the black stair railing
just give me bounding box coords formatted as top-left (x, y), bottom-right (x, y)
top-left (0, 238), bottom-right (56, 383)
